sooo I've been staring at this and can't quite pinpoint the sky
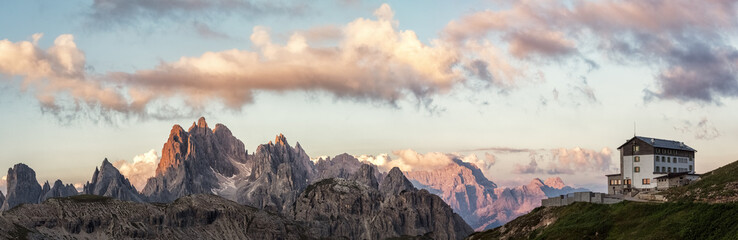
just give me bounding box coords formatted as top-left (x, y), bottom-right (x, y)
top-left (1, 0), bottom-right (737, 193)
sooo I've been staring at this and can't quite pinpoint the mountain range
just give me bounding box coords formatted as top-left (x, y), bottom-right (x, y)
top-left (0, 117), bottom-right (585, 239)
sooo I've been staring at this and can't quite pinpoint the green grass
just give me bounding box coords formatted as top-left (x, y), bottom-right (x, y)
top-left (475, 201), bottom-right (738, 240)
top-left (665, 160), bottom-right (738, 202)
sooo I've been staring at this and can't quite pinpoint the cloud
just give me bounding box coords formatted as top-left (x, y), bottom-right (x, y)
top-left (112, 149), bottom-right (160, 191)
top-left (695, 118), bottom-right (721, 140)
top-left (442, 0), bottom-right (738, 104)
top-left (503, 147), bottom-right (613, 175)
top-left (357, 149), bottom-right (498, 173)
top-left (0, 34), bottom-right (132, 122)
top-left (0, 175), bottom-right (6, 193)
top-left (364, 149), bottom-right (454, 172)
top-left (462, 146), bottom-right (539, 154)
top-left (674, 117), bottom-right (721, 140)
top-left (512, 158), bottom-right (540, 174)
top-left (192, 21), bottom-right (230, 39)
top-left (484, 152), bottom-right (497, 166)
top-left (546, 147), bottom-right (613, 175)
top-left (1, 4), bottom-right (472, 120)
top-left (113, 5), bottom-right (463, 112)
top-left (86, 0), bottom-right (305, 28)
top-left (73, 183), bottom-right (84, 192)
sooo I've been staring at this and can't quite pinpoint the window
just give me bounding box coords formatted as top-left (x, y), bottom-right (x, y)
top-left (668, 157), bottom-right (671, 163)
top-left (634, 156), bottom-right (640, 162)
top-left (662, 167), bottom-right (666, 172)
top-left (634, 166), bottom-right (640, 173)
top-left (617, 180), bottom-right (621, 185)
top-left (668, 167), bottom-right (672, 172)
top-left (689, 165), bottom-right (693, 172)
top-left (642, 178), bottom-right (651, 185)
top-left (633, 145), bottom-right (640, 152)
top-left (656, 156), bottom-right (660, 162)
top-left (626, 179), bottom-right (631, 185)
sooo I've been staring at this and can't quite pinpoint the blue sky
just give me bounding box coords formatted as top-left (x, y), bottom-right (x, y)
top-left (1, 0), bottom-right (737, 192)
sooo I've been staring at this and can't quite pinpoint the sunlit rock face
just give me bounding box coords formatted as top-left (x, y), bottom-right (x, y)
top-left (84, 159), bottom-right (144, 202)
top-left (143, 117), bottom-right (248, 203)
top-left (403, 159), bottom-right (587, 230)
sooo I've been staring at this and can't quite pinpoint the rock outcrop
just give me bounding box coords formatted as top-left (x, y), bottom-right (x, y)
top-left (236, 135), bottom-right (314, 213)
top-left (83, 159), bottom-right (145, 202)
top-left (314, 153), bottom-right (383, 184)
top-left (293, 167), bottom-right (473, 239)
top-left (0, 163), bottom-right (42, 211)
top-left (0, 191), bottom-right (5, 208)
top-left (379, 167), bottom-right (416, 195)
top-left (143, 117), bottom-right (248, 202)
top-left (39, 180), bottom-right (78, 202)
top-left (1, 194), bottom-right (309, 239)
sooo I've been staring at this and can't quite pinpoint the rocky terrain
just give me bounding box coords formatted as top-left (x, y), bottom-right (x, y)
top-left (143, 117), bottom-right (249, 203)
top-left (0, 194), bottom-right (308, 239)
top-left (235, 134), bottom-right (315, 213)
top-left (293, 167), bottom-right (473, 239)
top-left (83, 159), bottom-right (145, 202)
top-left (0, 163), bottom-right (76, 211)
top-left (404, 159), bottom-right (586, 230)
top-left (0, 117), bottom-right (590, 239)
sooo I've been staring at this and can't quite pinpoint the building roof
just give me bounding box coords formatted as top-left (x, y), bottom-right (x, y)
top-left (654, 171), bottom-right (700, 179)
top-left (605, 173), bottom-right (621, 177)
top-left (617, 136), bottom-right (696, 151)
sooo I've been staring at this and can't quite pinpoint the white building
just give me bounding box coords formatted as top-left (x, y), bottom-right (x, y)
top-left (606, 136), bottom-right (696, 194)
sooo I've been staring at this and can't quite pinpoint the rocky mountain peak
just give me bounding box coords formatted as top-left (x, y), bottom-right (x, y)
top-left (530, 178), bottom-right (545, 187)
top-left (379, 167), bottom-right (416, 195)
top-left (274, 133), bottom-right (288, 146)
top-left (84, 159), bottom-right (144, 202)
top-left (197, 116), bottom-right (208, 128)
top-left (544, 177), bottom-right (566, 189)
top-left (0, 163), bottom-right (42, 211)
top-left (144, 117), bottom-right (247, 203)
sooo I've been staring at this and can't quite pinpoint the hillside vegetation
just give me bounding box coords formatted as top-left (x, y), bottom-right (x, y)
top-left (469, 201), bottom-right (738, 239)
top-left (665, 160), bottom-right (738, 203)
top-left (470, 160), bottom-right (738, 239)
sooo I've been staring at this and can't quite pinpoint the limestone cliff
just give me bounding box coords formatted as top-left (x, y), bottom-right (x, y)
top-left (83, 159), bottom-right (144, 202)
top-left (0, 163), bottom-right (42, 211)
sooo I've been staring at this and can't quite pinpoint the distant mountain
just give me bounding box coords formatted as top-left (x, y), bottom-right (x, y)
top-left (0, 117), bottom-right (594, 239)
top-left (403, 158), bottom-right (587, 230)
top-left (0, 163), bottom-right (77, 211)
top-left (83, 159), bottom-right (144, 202)
top-left (39, 180), bottom-right (78, 202)
top-left (470, 161), bottom-right (738, 239)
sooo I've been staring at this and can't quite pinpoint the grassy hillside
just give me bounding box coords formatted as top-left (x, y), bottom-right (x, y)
top-left (469, 201), bottom-right (738, 239)
top-left (469, 160), bottom-right (738, 239)
top-left (665, 160), bottom-right (738, 203)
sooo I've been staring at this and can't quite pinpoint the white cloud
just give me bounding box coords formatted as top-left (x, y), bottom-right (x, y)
top-left (0, 175), bottom-right (6, 194)
top-left (113, 149), bottom-right (160, 191)
top-left (358, 150), bottom-right (489, 173)
top-left (73, 182), bottom-right (84, 192)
